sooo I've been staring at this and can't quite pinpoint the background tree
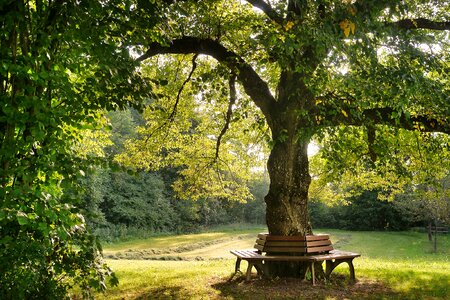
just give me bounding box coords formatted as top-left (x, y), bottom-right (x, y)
top-left (121, 0), bottom-right (449, 277)
top-left (0, 0), bottom-right (154, 297)
top-left (79, 103), bottom-right (269, 242)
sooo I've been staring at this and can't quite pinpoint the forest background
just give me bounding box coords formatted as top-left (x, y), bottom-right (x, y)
top-left (83, 108), bottom-right (448, 242)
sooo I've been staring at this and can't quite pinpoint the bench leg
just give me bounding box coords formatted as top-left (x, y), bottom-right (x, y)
top-left (311, 262), bottom-right (316, 286)
top-left (325, 259), bottom-right (356, 282)
top-left (235, 258), bottom-right (242, 274)
top-left (348, 259), bottom-right (356, 281)
top-left (254, 262), bottom-right (263, 276)
top-left (246, 262), bottom-right (254, 281)
top-left (228, 258), bottom-right (243, 281)
top-left (325, 260), bottom-right (333, 279)
top-left (231, 259), bottom-right (263, 281)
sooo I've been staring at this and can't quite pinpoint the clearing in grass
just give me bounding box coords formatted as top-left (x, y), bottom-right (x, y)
top-left (83, 227), bottom-right (449, 299)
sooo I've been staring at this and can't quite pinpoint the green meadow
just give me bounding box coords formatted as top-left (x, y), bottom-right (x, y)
top-left (86, 226), bottom-right (449, 299)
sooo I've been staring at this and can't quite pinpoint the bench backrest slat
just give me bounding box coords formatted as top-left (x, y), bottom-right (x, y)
top-left (306, 245), bottom-right (333, 253)
top-left (307, 240), bottom-right (331, 247)
top-left (255, 245), bottom-right (307, 253)
top-left (256, 239), bottom-right (307, 247)
top-left (256, 233), bottom-right (333, 255)
top-left (305, 234), bottom-right (330, 241)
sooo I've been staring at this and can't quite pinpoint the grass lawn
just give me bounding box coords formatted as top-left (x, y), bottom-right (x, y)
top-left (82, 226), bottom-right (449, 299)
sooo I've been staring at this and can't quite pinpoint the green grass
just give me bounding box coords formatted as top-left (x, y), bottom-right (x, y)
top-left (81, 227), bottom-right (449, 299)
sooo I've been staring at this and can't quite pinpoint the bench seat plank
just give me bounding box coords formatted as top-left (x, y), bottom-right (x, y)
top-left (230, 250), bottom-right (264, 260)
top-left (309, 250), bottom-right (360, 261)
top-left (231, 249), bottom-right (360, 263)
top-left (257, 233), bottom-right (331, 242)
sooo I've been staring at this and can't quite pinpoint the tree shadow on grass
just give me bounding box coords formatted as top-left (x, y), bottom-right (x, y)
top-left (212, 275), bottom-right (402, 300)
top-left (132, 286), bottom-right (184, 300)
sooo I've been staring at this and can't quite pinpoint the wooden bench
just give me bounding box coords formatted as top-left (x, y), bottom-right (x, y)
top-left (427, 225), bottom-right (448, 234)
top-left (230, 233), bottom-right (360, 285)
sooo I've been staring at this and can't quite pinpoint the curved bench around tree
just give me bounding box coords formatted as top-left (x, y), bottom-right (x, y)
top-left (230, 233), bottom-right (360, 285)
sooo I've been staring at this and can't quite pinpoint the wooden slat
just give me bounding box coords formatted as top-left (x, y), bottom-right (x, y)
top-left (258, 233), bottom-right (330, 241)
top-left (264, 241), bottom-right (307, 247)
top-left (263, 246), bottom-right (307, 253)
top-left (231, 249), bottom-right (360, 262)
top-left (230, 250), bottom-right (264, 260)
top-left (265, 235), bottom-right (306, 241)
top-left (309, 250), bottom-right (361, 261)
top-left (306, 245), bottom-right (333, 253)
top-left (258, 255), bottom-right (314, 262)
top-left (257, 233), bottom-right (269, 240)
top-left (258, 233), bottom-right (306, 242)
top-left (305, 234), bottom-right (330, 241)
top-left (254, 244), bottom-right (264, 251)
top-left (255, 238), bottom-right (265, 246)
top-left (306, 240), bottom-right (331, 247)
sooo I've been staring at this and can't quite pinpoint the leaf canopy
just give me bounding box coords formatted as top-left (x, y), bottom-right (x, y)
top-left (123, 0), bottom-right (449, 201)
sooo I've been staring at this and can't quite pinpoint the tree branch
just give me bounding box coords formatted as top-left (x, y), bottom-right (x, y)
top-left (169, 54), bottom-right (198, 121)
top-left (138, 37), bottom-right (277, 126)
top-left (364, 108), bottom-right (449, 134)
top-left (390, 18), bottom-right (450, 31)
top-left (367, 124), bottom-right (377, 162)
top-left (215, 73), bottom-right (237, 161)
top-left (287, 0), bottom-right (302, 17)
top-left (320, 105), bottom-right (450, 135)
top-left (352, 1), bottom-right (449, 31)
top-left (246, 0), bottom-right (284, 24)
top-left (143, 54), bottom-right (198, 143)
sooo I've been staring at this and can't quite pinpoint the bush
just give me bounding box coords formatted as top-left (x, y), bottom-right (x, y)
top-left (309, 190), bottom-right (413, 231)
top-left (82, 169), bottom-right (268, 241)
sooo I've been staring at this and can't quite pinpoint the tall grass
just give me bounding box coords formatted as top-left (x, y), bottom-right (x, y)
top-left (81, 227), bottom-right (449, 299)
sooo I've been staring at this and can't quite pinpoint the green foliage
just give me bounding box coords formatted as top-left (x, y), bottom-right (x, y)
top-left (310, 190), bottom-right (413, 231)
top-left (80, 111), bottom-right (269, 239)
top-left (116, 54), bottom-right (270, 202)
top-left (105, 109), bottom-right (142, 157)
top-left (309, 131), bottom-right (449, 230)
top-left (117, 1), bottom-right (450, 227)
top-left (394, 175), bottom-right (450, 225)
top-left (317, 129), bottom-right (450, 202)
top-left (0, 0), bottom-right (154, 297)
top-left (101, 171), bottom-right (176, 230)
top-left (80, 105), bottom-right (269, 236)
top-left (82, 168), bottom-right (268, 241)
top-left (245, 179), bottom-right (269, 224)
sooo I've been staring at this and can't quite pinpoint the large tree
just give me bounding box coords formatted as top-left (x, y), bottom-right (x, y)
top-left (0, 0), bottom-right (154, 297)
top-left (130, 0), bottom-right (449, 236)
top-left (95, 0), bottom-right (449, 278)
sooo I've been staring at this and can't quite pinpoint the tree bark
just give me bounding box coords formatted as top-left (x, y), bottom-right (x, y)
top-left (265, 136), bottom-right (312, 236)
top-left (262, 72), bottom-right (316, 278)
top-left (263, 132), bottom-right (314, 278)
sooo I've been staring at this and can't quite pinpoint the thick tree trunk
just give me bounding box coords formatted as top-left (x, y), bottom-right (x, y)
top-left (263, 133), bottom-right (314, 278)
top-left (265, 138), bottom-right (312, 236)
top-left (265, 70), bottom-right (314, 237)
top-left (261, 69), bottom-right (318, 278)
